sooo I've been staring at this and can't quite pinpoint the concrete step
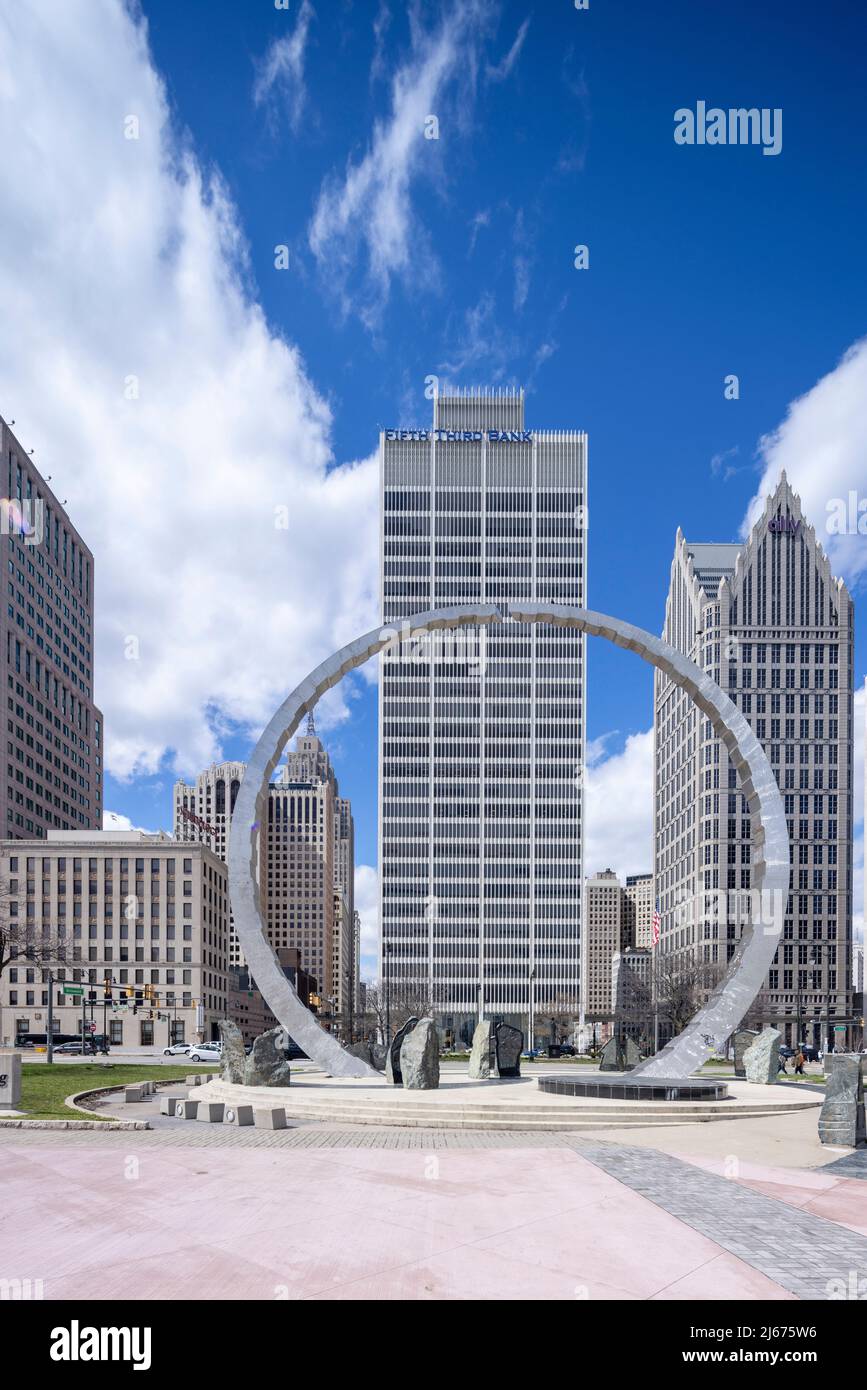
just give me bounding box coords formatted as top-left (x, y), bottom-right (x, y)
top-left (244, 1104), bottom-right (813, 1130)
top-left (191, 1082), bottom-right (819, 1130)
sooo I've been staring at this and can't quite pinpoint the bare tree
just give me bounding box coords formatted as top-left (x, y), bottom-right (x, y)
top-left (0, 878), bottom-right (66, 979)
top-left (357, 978), bottom-right (434, 1044)
top-left (653, 954), bottom-right (724, 1045)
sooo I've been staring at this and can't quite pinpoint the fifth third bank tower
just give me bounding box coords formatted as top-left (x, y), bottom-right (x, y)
top-left (378, 389), bottom-right (587, 1046)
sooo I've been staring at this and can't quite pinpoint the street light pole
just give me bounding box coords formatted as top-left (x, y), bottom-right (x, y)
top-left (46, 968), bottom-right (54, 1065)
top-left (529, 966), bottom-right (536, 1053)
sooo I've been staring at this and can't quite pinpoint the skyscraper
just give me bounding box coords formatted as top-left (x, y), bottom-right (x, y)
top-left (173, 719), bottom-right (357, 1029)
top-left (379, 388), bottom-right (587, 1043)
top-left (654, 474), bottom-right (854, 1049)
top-left (624, 872), bottom-right (654, 948)
top-left (1, 415), bottom-right (103, 838)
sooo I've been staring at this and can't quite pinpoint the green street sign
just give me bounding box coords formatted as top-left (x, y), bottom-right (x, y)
top-left (834, 1026), bottom-right (846, 1033)
top-left (62, 985), bottom-right (84, 996)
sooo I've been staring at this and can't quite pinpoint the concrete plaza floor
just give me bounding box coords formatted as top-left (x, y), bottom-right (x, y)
top-left (3, 1086), bottom-right (866, 1301)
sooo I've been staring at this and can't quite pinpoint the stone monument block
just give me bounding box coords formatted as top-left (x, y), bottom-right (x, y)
top-left (494, 1023), bottom-right (523, 1077)
top-left (468, 1020), bottom-right (493, 1080)
top-left (223, 1104), bottom-right (254, 1126)
top-left (175, 1098), bottom-right (199, 1119)
top-left (253, 1107), bottom-right (288, 1129)
top-left (0, 1051), bottom-right (22, 1109)
top-left (386, 1017), bottom-right (420, 1085)
top-left (733, 1029), bottom-right (759, 1079)
top-left (219, 1019), bottom-right (247, 1084)
top-left (244, 1027), bottom-right (292, 1087)
top-left (370, 1043), bottom-right (388, 1072)
top-left (818, 1054), bottom-right (866, 1147)
top-left (400, 1017), bottom-right (440, 1090)
top-left (196, 1102), bottom-right (225, 1123)
top-left (743, 1027), bottom-right (782, 1084)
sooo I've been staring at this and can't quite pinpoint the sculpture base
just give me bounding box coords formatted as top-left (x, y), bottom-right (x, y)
top-left (538, 1074), bottom-right (729, 1102)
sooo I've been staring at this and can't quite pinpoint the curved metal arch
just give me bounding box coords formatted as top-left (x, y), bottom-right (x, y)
top-left (228, 605), bottom-right (789, 1080)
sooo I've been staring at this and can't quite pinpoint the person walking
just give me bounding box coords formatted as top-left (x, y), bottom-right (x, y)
top-left (794, 1048), bottom-right (805, 1076)
top-left (778, 1052), bottom-right (789, 1075)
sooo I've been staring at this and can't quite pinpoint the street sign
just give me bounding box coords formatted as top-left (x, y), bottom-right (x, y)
top-left (835, 1026), bottom-right (846, 1033)
top-left (62, 985), bottom-right (83, 996)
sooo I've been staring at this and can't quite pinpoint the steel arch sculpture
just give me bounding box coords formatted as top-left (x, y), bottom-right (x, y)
top-left (228, 604), bottom-right (789, 1080)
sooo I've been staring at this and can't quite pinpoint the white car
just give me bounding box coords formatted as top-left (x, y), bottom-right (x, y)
top-left (163, 1043), bottom-right (191, 1056)
top-left (188, 1042), bottom-right (222, 1063)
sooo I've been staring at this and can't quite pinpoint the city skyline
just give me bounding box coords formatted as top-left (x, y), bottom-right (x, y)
top-left (1, 1), bottom-right (866, 986)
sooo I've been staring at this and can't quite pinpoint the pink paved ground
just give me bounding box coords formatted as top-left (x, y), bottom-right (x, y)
top-left (674, 1150), bottom-right (867, 1240)
top-left (2, 1144), bottom-right (795, 1301)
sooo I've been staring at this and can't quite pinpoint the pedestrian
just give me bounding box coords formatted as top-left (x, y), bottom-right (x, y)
top-left (778, 1052), bottom-right (788, 1075)
top-left (794, 1048), bottom-right (805, 1076)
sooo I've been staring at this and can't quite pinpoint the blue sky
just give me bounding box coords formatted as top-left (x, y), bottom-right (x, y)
top-left (2, 0), bottom-right (867, 973)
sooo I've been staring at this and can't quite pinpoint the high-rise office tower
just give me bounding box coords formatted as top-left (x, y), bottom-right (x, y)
top-left (379, 388), bottom-right (587, 1043)
top-left (174, 719), bottom-right (357, 1027)
top-left (1, 416), bottom-right (103, 838)
top-left (654, 474), bottom-right (854, 1048)
top-left (624, 872), bottom-right (654, 948)
top-left (582, 868), bottom-right (629, 1034)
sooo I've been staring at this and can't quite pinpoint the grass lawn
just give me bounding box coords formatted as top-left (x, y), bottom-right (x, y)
top-left (3, 1062), bottom-right (218, 1122)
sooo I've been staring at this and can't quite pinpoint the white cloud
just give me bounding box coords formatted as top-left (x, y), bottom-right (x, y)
top-left (253, 0), bottom-right (315, 129)
top-left (744, 337), bottom-right (867, 584)
top-left (584, 729), bottom-right (654, 883)
top-left (103, 810), bottom-right (156, 835)
top-left (438, 292), bottom-right (518, 380)
top-left (354, 863), bottom-right (379, 981)
top-left (0, 0), bottom-right (380, 782)
top-left (486, 16), bottom-right (530, 83)
top-left (370, 0), bottom-right (392, 85)
top-left (308, 0), bottom-right (494, 323)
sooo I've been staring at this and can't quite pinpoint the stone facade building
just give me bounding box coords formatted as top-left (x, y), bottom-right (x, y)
top-left (173, 722), bottom-right (357, 1033)
top-left (1, 415), bottom-right (104, 840)
top-left (654, 474), bottom-right (854, 1049)
top-left (0, 830), bottom-right (228, 1048)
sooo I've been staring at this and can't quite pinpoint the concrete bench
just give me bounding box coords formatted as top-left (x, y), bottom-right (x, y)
top-left (223, 1104), bottom-right (254, 1126)
top-left (253, 1107), bottom-right (288, 1130)
top-left (174, 1098), bottom-right (199, 1120)
top-left (160, 1096), bottom-right (179, 1116)
top-left (196, 1102), bottom-right (225, 1123)
top-left (124, 1086), bottom-right (145, 1103)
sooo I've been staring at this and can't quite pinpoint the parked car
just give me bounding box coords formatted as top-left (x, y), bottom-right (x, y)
top-left (188, 1042), bottom-right (222, 1063)
top-left (163, 1043), bottom-right (191, 1056)
top-left (54, 1040), bottom-right (86, 1054)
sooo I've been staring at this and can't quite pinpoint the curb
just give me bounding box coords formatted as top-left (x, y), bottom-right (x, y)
top-left (0, 1117), bottom-right (150, 1130)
